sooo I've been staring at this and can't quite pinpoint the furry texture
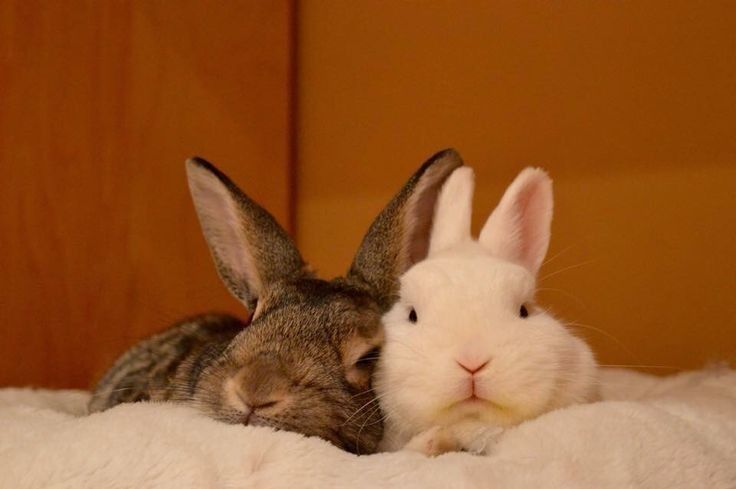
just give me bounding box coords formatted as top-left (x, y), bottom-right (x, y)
top-left (375, 167), bottom-right (598, 451)
top-left (1, 368), bottom-right (735, 488)
top-left (88, 151), bottom-right (463, 455)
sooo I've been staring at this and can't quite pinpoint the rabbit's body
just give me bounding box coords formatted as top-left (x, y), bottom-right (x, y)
top-left (89, 150), bottom-right (463, 454)
top-left (375, 167), bottom-right (598, 455)
top-left (89, 314), bottom-right (243, 411)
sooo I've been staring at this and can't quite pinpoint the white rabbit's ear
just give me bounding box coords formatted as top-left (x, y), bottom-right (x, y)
top-left (428, 167), bottom-right (475, 256)
top-left (478, 167), bottom-right (552, 276)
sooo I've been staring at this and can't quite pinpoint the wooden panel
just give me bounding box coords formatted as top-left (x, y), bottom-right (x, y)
top-left (0, 1), bottom-right (293, 388)
top-left (297, 1), bottom-right (736, 372)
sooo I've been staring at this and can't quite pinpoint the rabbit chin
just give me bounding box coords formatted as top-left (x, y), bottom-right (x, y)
top-left (388, 382), bottom-right (555, 435)
top-left (434, 397), bottom-right (532, 427)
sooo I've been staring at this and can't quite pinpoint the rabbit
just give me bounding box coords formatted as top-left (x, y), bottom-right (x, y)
top-left (88, 149), bottom-right (463, 455)
top-left (374, 166), bottom-right (599, 456)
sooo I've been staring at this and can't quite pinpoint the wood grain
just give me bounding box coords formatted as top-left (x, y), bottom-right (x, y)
top-left (0, 1), bottom-right (293, 388)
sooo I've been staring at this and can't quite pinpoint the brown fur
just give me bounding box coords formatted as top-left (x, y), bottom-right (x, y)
top-left (88, 149), bottom-right (463, 454)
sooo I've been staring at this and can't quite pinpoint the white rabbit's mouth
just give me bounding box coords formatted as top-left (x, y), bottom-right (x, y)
top-left (432, 392), bottom-right (529, 427)
top-left (428, 386), bottom-right (529, 426)
top-left (457, 395), bottom-right (500, 407)
top-left (455, 393), bottom-right (504, 409)
top-left (452, 396), bottom-right (506, 414)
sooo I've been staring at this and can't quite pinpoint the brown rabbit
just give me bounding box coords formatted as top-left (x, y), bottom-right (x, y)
top-left (88, 149), bottom-right (463, 454)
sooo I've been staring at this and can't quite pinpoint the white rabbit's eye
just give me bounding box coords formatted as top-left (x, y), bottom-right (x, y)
top-left (408, 308), bottom-right (418, 323)
top-left (519, 305), bottom-right (529, 318)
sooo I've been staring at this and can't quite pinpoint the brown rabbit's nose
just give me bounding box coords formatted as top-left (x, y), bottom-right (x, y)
top-left (234, 355), bottom-right (291, 412)
top-left (456, 358), bottom-right (490, 374)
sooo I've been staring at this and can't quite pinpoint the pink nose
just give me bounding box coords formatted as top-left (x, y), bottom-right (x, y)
top-left (456, 359), bottom-right (490, 374)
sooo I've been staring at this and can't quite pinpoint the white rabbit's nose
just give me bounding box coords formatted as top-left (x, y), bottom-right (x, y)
top-left (456, 358), bottom-right (490, 374)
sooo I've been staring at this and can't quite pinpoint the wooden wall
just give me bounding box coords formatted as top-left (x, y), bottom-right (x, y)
top-left (296, 1), bottom-right (736, 372)
top-left (0, 1), bottom-right (293, 388)
top-left (3, 1), bottom-right (735, 389)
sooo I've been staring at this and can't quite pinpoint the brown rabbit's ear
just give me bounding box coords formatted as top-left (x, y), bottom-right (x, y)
top-left (348, 148), bottom-right (464, 309)
top-left (186, 157), bottom-right (307, 312)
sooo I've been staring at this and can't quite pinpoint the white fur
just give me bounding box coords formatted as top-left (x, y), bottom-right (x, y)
top-left (427, 167), bottom-right (474, 255)
top-left (1, 369), bottom-right (736, 488)
top-left (479, 167), bottom-right (553, 275)
top-left (375, 167), bottom-right (598, 450)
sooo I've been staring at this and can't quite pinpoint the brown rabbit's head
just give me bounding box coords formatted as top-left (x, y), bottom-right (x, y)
top-left (184, 150), bottom-right (462, 454)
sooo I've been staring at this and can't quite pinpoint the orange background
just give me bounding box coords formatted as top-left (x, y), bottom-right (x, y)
top-left (0, 1), bottom-right (292, 387)
top-left (1, 1), bottom-right (734, 388)
top-left (296, 1), bottom-right (736, 372)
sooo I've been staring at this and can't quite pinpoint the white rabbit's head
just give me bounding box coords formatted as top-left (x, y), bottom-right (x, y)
top-left (375, 167), bottom-right (598, 438)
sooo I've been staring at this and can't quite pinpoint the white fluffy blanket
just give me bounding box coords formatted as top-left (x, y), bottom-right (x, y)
top-left (2, 368), bottom-right (735, 489)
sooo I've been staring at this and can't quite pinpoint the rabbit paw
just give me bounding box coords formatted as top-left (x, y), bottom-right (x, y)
top-left (404, 424), bottom-right (503, 457)
top-left (403, 426), bottom-right (462, 457)
top-left (453, 424), bottom-right (503, 455)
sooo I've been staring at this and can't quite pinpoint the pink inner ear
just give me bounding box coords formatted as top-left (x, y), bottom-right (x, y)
top-left (479, 168), bottom-right (552, 276)
top-left (515, 180), bottom-right (550, 274)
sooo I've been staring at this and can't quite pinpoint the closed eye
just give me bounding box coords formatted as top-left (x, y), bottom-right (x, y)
top-left (354, 347), bottom-right (381, 367)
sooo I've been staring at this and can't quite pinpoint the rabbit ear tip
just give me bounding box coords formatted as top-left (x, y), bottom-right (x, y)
top-left (521, 166), bottom-right (551, 180)
top-left (428, 148), bottom-right (464, 166)
top-left (436, 147), bottom-right (459, 157)
top-left (186, 156), bottom-right (211, 170)
top-left (186, 158), bottom-right (234, 189)
top-left (453, 166), bottom-right (475, 178)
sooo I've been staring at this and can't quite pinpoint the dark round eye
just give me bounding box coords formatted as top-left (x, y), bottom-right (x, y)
top-left (408, 308), bottom-right (418, 323)
top-left (519, 305), bottom-right (529, 318)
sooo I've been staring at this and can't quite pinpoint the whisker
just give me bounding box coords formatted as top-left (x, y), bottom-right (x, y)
top-left (342, 389), bottom-right (402, 426)
top-left (535, 287), bottom-right (587, 309)
top-left (355, 403), bottom-right (384, 455)
top-left (566, 321), bottom-right (637, 360)
top-left (355, 356), bottom-right (381, 363)
top-left (100, 386), bottom-right (145, 396)
top-left (598, 364), bottom-right (683, 371)
top-left (540, 243), bottom-right (576, 269)
top-left (349, 388), bottom-right (376, 400)
top-left (388, 338), bottom-right (428, 360)
top-left (539, 259), bottom-right (598, 282)
top-left (358, 409), bottom-right (387, 428)
top-left (342, 398), bottom-right (380, 426)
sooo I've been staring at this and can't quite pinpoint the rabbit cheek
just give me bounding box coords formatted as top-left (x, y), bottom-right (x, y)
top-left (222, 375), bottom-right (245, 412)
top-left (375, 350), bottom-right (436, 429)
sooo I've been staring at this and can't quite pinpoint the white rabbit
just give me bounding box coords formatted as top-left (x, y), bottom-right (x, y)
top-left (375, 166), bottom-right (599, 455)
